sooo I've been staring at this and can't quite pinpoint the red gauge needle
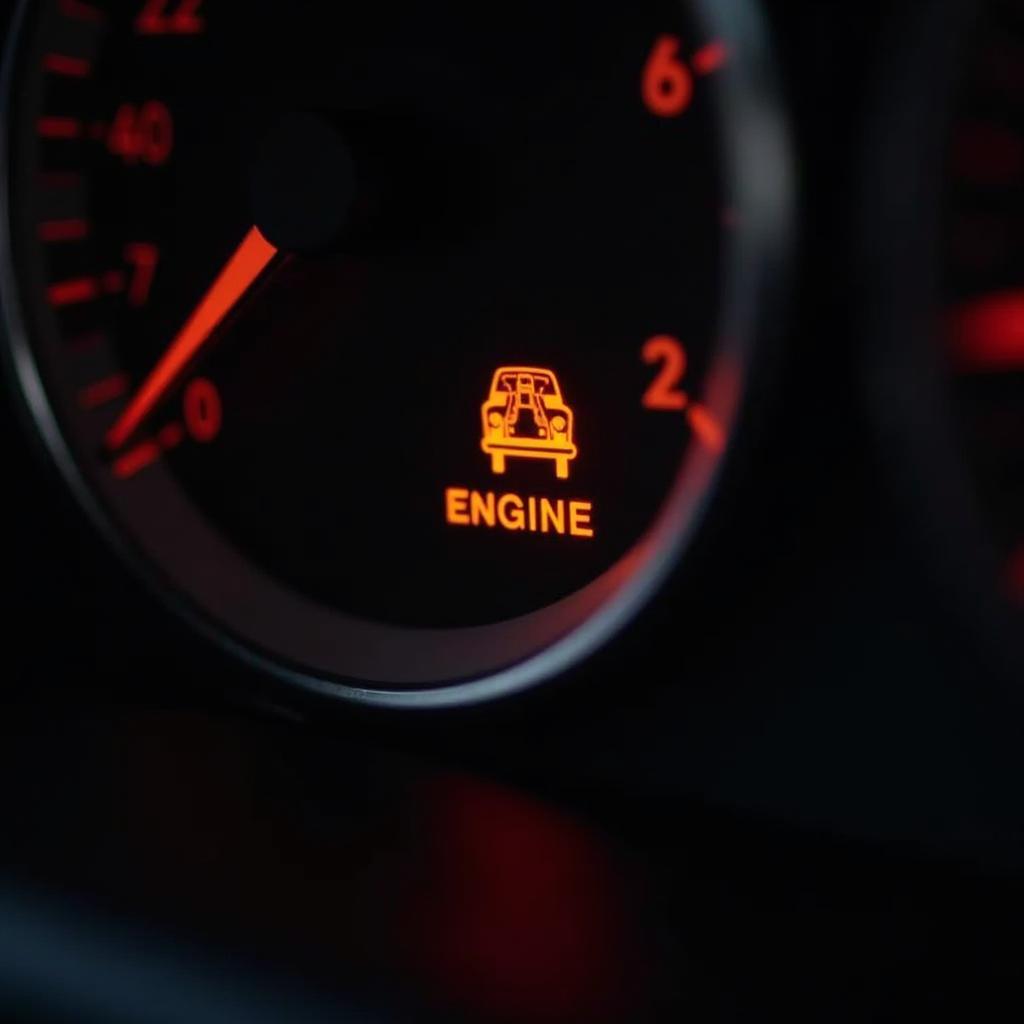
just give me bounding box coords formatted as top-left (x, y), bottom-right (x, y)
top-left (105, 225), bottom-right (278, 451)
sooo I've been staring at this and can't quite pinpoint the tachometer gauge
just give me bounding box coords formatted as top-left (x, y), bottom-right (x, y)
top-left (0, 0), bottom-right (789, 706)
top-left (865, 0), bottom-right (1023, 679)
top-left (941, 0), bottom-right (1024, 615)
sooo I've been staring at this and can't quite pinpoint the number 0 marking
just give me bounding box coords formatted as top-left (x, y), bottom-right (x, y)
top-left (642, 336), bottom-right (688, 411)
top-left (183, 378), bottom-right (222, 442)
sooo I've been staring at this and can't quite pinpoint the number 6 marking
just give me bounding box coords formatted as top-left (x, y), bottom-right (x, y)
top-left (642, 35), bottom-right (693, 118)
top-left (642, 336), bottom-right (688, 411)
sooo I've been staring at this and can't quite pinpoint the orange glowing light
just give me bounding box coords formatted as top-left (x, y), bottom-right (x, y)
top-left (480, 367), bottom-right (578, 480)
top-left (106, 226), bottom-right (277, 451)
top-left (641, 335), bottom-right (688, 411)
top-left (445, 489), bottom-right (594, 539)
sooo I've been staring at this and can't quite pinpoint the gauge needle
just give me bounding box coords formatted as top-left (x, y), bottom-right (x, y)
top-left (105, 225), bottom-right (278, 451)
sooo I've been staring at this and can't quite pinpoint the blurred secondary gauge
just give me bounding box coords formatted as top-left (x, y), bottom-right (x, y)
top-left (865, 0), bottom-right (1023, 679)
top-left (0, 0), bottom-right (789, 706)
top-left (941, 0), bottom-right (1024, 615)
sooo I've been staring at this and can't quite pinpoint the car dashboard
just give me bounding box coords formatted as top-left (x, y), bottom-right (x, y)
top-left (1, 1), bottom-right (1023, 1021)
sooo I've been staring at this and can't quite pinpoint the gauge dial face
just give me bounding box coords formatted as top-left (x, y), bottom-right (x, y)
top-left (2, 0), bottom-right (786, 702)
top-left (942, 0), bottom-right (1024, 610)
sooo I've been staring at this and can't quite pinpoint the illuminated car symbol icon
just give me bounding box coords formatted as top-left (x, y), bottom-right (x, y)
top-left (480, 367), bottom-right (578, 480)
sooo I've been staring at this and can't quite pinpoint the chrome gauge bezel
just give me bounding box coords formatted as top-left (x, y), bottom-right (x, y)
top-left (0, 0), bottom-right (793, 708)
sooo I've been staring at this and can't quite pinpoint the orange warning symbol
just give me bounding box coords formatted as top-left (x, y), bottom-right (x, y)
top-left (480, 367), bottom-right (578, 480)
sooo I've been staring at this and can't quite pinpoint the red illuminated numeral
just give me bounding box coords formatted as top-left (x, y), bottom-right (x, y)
top-left (642, 336), bottom-right (688, 410)
top-left (183, 378), bottom-right (222, 442)
top-left (135, 0), bottom-right (204, 35)
top-left (108, 102), bottom-right (174, 166)
top-left (123, 243), bottom-right (160, 306)
top-left (642, 35), bottom-right (693, 118)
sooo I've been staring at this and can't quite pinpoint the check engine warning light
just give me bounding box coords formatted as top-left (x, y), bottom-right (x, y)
top-left (481, 367), bottom-right (578, 480)
top-left (445, 366), bottom-right (594, 539)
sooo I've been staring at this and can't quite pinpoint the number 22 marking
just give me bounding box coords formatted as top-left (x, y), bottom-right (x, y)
top-left (135, 0), bottom-right (204, 35)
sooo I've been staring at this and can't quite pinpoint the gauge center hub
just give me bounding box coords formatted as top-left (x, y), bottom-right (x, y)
top-left (249, 112), bottom-right (357, 254)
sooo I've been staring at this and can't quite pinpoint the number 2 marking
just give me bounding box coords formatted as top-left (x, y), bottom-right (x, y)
top-left (642, 336), bottom-right (688, 411)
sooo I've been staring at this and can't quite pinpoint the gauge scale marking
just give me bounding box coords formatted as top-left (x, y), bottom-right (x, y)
top-left (1, 0), bottom-right (790, 704)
